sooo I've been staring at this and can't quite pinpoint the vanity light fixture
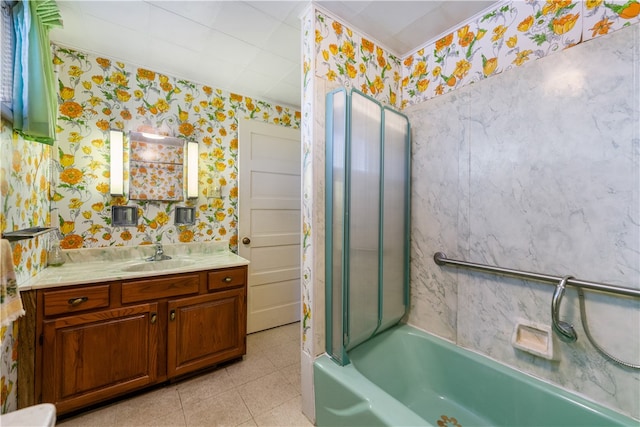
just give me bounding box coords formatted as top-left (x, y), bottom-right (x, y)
top-left (186, 141), bottom-right (199, 199)
top-left (109, 129), bottom-right (124, 196)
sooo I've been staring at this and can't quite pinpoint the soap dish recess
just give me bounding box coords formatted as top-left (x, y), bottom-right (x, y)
top-left (511, 319), bottom-right (556, 360)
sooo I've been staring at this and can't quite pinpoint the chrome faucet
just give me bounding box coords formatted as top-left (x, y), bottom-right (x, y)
top-left (146, 242), bottom-right (172, 262)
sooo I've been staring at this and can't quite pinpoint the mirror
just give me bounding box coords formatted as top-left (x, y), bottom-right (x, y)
top-left (129, 131), bottom-right (185, 201)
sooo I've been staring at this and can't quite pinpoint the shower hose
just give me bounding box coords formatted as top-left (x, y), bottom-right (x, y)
top-left (578, 288), bottom-right (640, 369)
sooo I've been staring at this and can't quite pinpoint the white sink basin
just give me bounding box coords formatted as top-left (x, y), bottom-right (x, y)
top-left (121, 259), bottom-right (196, 272)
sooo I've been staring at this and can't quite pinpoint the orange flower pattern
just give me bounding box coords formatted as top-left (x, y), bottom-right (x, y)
top-left (315, 12), bottom-right (401, 107)
top-left (0, 122), bottom-right (51, 283)
top-left (0, 122), bottom-right (51, 413)
top-left (583, 0), bottom-right (639, 41)
top-left (437, 415), bottom-right (462, 427)
top-left (402, 0), bottom-right (585, 106)
top-left (314, 2), bottom-right (638, 109)
top-left (45, 45), bottom-right (299, 251)
top-left (300, 9), bottom-right (317, 354)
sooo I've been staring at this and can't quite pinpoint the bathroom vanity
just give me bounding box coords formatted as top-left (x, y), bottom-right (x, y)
top-left (17, 242), bottom-right (248, 416)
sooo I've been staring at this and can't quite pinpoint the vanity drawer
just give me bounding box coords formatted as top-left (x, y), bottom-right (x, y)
top-left (43, 284), bottom-right (111, 316)
top-left (208, 267), bottom-right (246, 291)
top-left (122, 273), bottom-right (200, 303)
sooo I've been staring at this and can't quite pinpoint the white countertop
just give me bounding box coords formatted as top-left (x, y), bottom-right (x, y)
top-left (20, 241), bottom-right (249, 290)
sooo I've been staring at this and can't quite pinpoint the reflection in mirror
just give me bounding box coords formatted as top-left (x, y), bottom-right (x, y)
top-left (129, 131), bottom-right (184, 201)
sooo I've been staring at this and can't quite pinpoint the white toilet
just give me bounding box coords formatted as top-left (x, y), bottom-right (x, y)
top-left (0, 404), bottom-right (56, 427)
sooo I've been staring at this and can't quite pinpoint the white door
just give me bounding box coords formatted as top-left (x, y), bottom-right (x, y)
top-left (238, 119), bottom-right (301, 333)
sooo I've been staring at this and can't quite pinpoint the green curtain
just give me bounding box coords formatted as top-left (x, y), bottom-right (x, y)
top-left (12, 0), bottom-right (62, 145)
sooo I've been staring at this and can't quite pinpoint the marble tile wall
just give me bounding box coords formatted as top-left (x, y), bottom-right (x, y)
top-left (405, 25), bottom-right (639, 419)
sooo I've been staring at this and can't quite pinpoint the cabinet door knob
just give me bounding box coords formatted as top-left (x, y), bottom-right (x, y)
top-left (223, 277), bottom-right (232, 283)
top-left (170, 310), bottom-right (176, 321)
top-left (150, 313), bottom-right (157, 324)
top-left (242, 237), bottom-right (250, 245)
top-left (68, 297), bottom-right (88, 306)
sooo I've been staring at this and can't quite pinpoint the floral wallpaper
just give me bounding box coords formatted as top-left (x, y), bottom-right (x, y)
top-left (0, 120), bottom-right (51, 414)
top-left (401, 1), bottom-right (582, 106)
top-left (0, 121), bottom-right (51, 283)
top-left (400, 0), bottom-right (639, 107)
top-left (1, 322), bottom-right (19, 413)
top-left (583, 0), bottom-right (640, 41)
top-left (313, 1), bottom-right (638, 110)
top-left (52, 45), bottom-right (300, 251)
top-left (314, 11), bottom-right (402, 109)
top-left (301, 8), bottom-right (315, 354)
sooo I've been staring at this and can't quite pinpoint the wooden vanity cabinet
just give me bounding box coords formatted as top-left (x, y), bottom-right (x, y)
top-left (40, 303), bottom-right (159, 415)
top-left (34, 265), bottom-right (247, 415)
top-left (167, 288), bottom-right (245, 377)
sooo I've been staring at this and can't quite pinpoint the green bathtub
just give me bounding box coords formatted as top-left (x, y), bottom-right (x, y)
top-left (314, 324), bottom-right (637, 426)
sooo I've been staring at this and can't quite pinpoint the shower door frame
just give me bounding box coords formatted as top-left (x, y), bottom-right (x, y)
top-left (325, 88), bottom-right (411, 366)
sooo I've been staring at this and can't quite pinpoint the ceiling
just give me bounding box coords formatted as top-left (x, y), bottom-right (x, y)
top-left (50, 1), bottom-right (496, 109)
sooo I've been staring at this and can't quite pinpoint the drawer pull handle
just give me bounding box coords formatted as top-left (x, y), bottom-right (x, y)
top-left (223, 277), bottom-right (233, 283)
top-left (150, 313), bottom-right (157, 324)
top-left (170, 310), bottom-right (176, 321)
top-left (68, 297), bottom-right (88, 306)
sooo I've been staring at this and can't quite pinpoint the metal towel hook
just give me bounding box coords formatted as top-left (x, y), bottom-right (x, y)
top-left (551, 275), bottom-right (578, 343)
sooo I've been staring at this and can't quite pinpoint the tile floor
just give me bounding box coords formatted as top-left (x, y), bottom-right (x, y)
top-left (56, 322), bottom-right (312, 427)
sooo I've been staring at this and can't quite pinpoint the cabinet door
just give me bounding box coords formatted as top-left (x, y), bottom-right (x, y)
top-left (167, 289), bottom-right (246, 378)
top-left (41, 303), bottom-right (159, 414)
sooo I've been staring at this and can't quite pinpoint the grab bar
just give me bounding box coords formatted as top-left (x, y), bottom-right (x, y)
top-left (433, 252), bottom-right (640, 299)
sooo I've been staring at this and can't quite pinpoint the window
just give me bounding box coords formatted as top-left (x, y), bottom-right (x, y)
top-left (8, 0), bottom-right (62, 144)
top-left (1, 1), bottom-right (15, 120)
